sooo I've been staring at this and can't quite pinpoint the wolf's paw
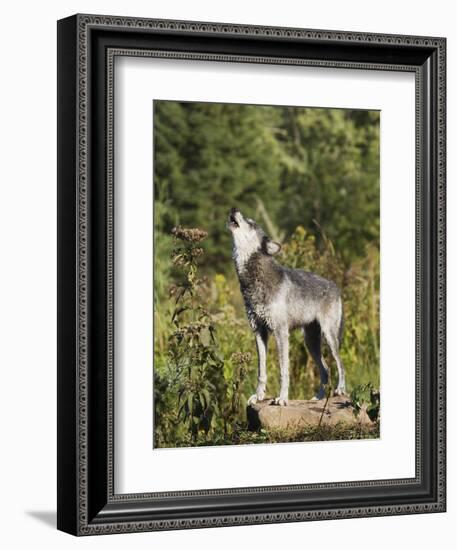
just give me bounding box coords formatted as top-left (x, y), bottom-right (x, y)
top-left (273, 397), bottom-right (288, 407)
top-left (248, 394), bottom-right (261, 406)
top-left (248, 389), bottom-right (266, 405)
top-left (333, 387), bottom-right (346, 397)
top-left (312, 387), bottom-right (327, 401)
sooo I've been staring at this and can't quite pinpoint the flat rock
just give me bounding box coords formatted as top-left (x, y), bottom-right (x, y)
top-left (247, 396), bottom-right (372, 431)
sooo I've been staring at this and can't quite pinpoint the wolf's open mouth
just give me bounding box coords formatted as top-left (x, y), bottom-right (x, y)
top-left (229, 213), bottom-right (239, 228)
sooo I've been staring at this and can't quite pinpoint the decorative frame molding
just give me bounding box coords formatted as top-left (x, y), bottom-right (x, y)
top-left (57, 14), bottom-right (446, 536)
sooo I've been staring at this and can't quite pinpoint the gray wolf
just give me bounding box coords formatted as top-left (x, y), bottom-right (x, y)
top-left (227, 208), bottom-right (346, 406)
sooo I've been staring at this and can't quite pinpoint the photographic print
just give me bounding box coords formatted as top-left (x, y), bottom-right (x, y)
top-left (153, 100), bottom-right (380, 449)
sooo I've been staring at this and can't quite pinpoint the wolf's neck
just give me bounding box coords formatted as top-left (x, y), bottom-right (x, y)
top-left (234, 250), bottom-right (283, 289)
top-left (233, 245), bottom-right (254, 275)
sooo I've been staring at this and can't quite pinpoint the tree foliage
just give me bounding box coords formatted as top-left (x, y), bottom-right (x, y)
top-left (154, 101), bottom-right (379, 270)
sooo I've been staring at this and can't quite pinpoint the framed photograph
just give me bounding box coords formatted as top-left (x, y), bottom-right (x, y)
top-left (57, 14), bottom-right (446, 535)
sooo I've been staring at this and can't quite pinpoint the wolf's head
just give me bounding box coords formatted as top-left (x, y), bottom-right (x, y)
top-left (227, 208), bottom-right (281, 272)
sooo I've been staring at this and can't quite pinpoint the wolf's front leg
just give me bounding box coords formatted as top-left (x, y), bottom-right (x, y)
top-left (247, 329), bottom-right (269, 405)
top-left (273, 326), bottom-right (289, 406)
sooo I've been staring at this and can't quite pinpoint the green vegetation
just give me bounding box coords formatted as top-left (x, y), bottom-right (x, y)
top-left (153, 101), bottom-right (380, 448)
top-left (350, 382), bottom-right (381, 423)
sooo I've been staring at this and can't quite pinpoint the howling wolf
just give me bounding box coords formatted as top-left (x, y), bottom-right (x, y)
top-left (227, 208), bottom-right (345, 406)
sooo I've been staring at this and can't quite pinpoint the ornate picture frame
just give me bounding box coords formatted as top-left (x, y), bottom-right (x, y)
top-left (57, 14), bottom-right (446, 535)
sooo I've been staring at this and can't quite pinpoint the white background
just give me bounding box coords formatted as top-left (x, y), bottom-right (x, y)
top-left (0, 0), bottom-right (455, 548)
top-left (115, 58), bottom-right (415, 493)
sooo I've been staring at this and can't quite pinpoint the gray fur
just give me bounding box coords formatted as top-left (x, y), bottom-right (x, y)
top-left (227, 208), bottom-right (346, 405)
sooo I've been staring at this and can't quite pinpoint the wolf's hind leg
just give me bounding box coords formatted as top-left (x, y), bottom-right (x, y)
top-left (247, 328), bottom-right (269, 405)
top-left (304, 320), bottom-right (330, 400)
top-left (322, 327), bottom-right (346, 396)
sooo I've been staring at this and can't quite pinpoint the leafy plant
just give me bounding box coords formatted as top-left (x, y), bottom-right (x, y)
top-left (222, 351), bottom-right (250, 435)
top-left (350, 383), bottom-right (380, 423)
top-left (166, 226), bottom-right (226, 443)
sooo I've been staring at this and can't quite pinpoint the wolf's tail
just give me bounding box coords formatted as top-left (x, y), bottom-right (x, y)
top-left (338, 300), bottom-right (344, 349)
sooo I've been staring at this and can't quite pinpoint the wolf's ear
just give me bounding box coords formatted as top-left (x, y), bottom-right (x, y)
top-left (265, 240), bottom-right (281, 256)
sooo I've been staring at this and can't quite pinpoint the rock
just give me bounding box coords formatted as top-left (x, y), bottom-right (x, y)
top-left (246, 396), bottom-right (372, 431)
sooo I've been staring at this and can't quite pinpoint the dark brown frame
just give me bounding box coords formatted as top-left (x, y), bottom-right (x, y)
top-left (57, 14), bottom-right (446, 535)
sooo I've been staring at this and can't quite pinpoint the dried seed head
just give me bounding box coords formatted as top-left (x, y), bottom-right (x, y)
top-left (171, 226), bottom-right (208, 243)
top-left (231, 351), bottom-right (252, 365)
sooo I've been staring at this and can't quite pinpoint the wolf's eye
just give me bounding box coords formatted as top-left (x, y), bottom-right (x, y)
top-left (246, 218), bottom-right (256, 228)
